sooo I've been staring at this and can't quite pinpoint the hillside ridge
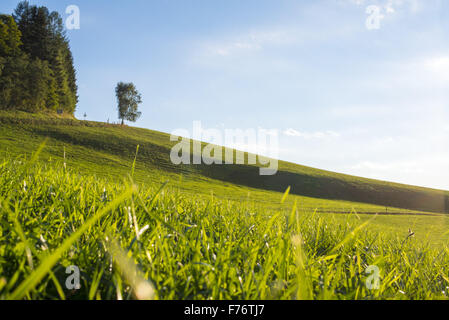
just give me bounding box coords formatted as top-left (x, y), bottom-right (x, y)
top-left (1, 110), bottom-right (448, 214)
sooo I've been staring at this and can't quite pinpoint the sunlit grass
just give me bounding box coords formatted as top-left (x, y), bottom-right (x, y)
top-left (0, 157), bottom-right (448, 300)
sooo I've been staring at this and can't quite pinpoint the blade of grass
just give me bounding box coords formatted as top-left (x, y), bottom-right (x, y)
top-left (8, 186), bottom-right (136, 300)
top-left (105, 238), bottom-right (155, 300)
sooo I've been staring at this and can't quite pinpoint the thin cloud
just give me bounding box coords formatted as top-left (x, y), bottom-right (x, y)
top-left (341, 0), bottom-right (422, 14)
top-left (200, 29), bottom-right (298, 58)
top-left (283, 128), bottom-right (340, 139)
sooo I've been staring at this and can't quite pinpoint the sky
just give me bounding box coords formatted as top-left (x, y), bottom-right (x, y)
top-left (2, 0), bottom-right (449, 189)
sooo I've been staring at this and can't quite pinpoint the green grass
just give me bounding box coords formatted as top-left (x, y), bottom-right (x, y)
top-left (0, 157), bottom-right (448, 300)
top-left (1, 110), bottom-right (449, 300)
top-left (1, 110), bottom-right (447, 215)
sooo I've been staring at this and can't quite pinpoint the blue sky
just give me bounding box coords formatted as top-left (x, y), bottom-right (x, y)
top-left (2, 0), bottom-right (449, 189)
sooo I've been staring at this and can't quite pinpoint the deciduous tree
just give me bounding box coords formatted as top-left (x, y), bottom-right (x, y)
top-left (115, 82), bottom-right (142, 125)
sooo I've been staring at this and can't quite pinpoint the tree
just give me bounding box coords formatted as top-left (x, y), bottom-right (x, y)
top-left (115, 82), bottom-right (142, 125)
top-left (0, 15), bottom-right (22, 57)
top-left (0, 2), bottom-right (78, 114)
top-left (12, 1), bottom-right (78, 114)
top-left (24, 58), bottom-right (53, 111)
top-left (0, 14), bottom-right (29, 111)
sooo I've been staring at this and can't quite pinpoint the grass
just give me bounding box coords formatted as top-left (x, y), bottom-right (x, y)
top-left (0, 110), bottom-right (449, 300)
top-left (0, 157), bottom-right (448, 300)
top-left (1, 110), bottom-right (447, 215)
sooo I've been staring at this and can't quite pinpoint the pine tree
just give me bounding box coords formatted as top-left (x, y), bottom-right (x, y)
top-left (0, 15), bottom-right (22, 56)
top-left (53, 48), bottom-right (71, 112)
top-left (0, 14), bottom-right (27, 110)
top-left (11, 1), bottom-right (78, 114)
top-left (0, 2), bottom-right (78, 114)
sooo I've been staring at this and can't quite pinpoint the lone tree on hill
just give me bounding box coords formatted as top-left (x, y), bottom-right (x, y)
top-left (115, 82), bottom-right (142, 125)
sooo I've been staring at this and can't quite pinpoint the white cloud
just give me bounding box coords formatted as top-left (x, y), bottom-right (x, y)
top-left (344, 154), bottom-right (449, 190)
top-left (283, 128), bottom-right (340, 139)
top-left (342, 0), bottom-right (422, 14)
top-left (193, 22), bottom-right (361, 62)
top-left (349, 160), bottom-right (422, 174)
top-left (385, 1), bottom-right (396, 13)
top-left (201, 29), bottom-right (296, 58)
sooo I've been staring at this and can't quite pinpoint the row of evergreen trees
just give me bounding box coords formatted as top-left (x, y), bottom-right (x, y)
top-left (0, 1), bottom-right (78, 114)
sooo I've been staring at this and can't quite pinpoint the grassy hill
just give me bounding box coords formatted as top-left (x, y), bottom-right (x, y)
top-left (1, 110), bottom-right (449, 300)
top-left (0, 110), bottom-right (448, 215)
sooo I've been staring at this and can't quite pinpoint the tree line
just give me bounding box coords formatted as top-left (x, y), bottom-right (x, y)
top-left (0, 1), bottom-right (78, 114)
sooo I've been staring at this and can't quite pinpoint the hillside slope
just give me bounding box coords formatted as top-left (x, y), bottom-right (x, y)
top-left (1, 110), bottom-right (448, 214)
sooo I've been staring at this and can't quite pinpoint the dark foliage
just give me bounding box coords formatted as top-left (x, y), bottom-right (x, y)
top-left (0, 1), bottom-right (78, 114)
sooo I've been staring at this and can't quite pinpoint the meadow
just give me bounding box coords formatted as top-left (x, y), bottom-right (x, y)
top-left (1, 111), bottom-right (449, 300)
